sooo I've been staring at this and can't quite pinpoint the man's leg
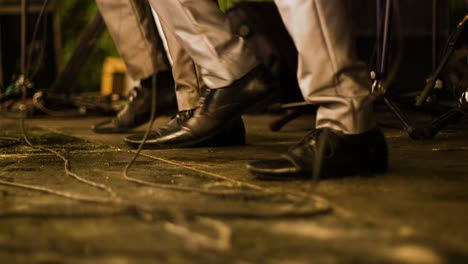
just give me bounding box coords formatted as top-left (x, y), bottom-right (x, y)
top-left (96, 0), bottom-right (168, 80)
top-left (93, 0), bottom-right (175, 133)
top-left (94, 0), bottom-right (219, 133)
top-left (148, 0), bottom-right (259, 89)
top-left (248, 0), bottom-right (387, 178)
top-left (144, 0), bottom-right (273, 147)
top-left (124, 13), bottom-right (246, 148)
top-left (162, 19), bottom-right (200, 112)
top-left (274, 0), bottom-right (375, 134)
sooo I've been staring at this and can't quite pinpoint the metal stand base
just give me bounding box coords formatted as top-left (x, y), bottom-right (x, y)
top-left (374, 1), bottom-right (467, 140)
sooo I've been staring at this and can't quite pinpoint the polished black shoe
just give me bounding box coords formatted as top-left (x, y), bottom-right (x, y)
top-left (91, 72), bottom-right (176, 133)
top-left (247, 128), bottom-right (388, 179)
top-left (124, 109), bottom-right (246, 149)
top-left (142, 65), bottom-right (274, 147)
top-left (124, 109), bottom-right (194, 148)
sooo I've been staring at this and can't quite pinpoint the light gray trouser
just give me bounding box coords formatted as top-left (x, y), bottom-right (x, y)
top-left (149, 0), bottom-right (375, 134)
top-left (95, 0), bottom-right (200, 111)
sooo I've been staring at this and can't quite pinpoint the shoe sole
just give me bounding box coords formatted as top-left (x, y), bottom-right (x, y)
top-left (124, 132), bottom-right (246, 149)
top-left (124, 119), bottom-right (246, 149)
top-left (125, 89), bottom-right (277, 149)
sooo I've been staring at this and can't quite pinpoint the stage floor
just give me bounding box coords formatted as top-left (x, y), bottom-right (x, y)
top-left (1, 113), bottom-right (467, 263)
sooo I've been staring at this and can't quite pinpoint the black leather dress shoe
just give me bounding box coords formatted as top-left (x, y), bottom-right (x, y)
top-left (124, 109), bottom-right (193, 148)
top-left (142, 65), bottom-right (274, 147)
top-left (247, 128), bottom-right (388, 179)
top-left (92, 72), bottom-right (176, 134)
top-left (124, 109), bottom-right (246, 149)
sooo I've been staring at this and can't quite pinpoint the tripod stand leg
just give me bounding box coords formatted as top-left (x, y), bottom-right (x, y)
top-left (380, 0), bottom-right (392, 74)
top-left (376, 1), bottom-right (418, 138)
top-left (416, 15), bottom-right (468, 107)
top-left (429, 108), bottom-right (465, 135)
top-left (21, 0), bottom-right (27, 79)
top-left (383, 97), bottom-right (412, 131)
top-left (432, 0), bottom-right (439, 72)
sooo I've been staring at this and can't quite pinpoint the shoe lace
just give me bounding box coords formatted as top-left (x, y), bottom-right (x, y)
top-left (127, 87), bottom-right (141, 103)
top-left (287, 129), bottom-right (318, 153)
top-left (288, 129), bottom-right (339, 156)
top-left (170, 109), bottom-right (195, 125)
top-left (287, 129), bottom-right (339, 179)
top-left (197, 88), bottom-right (211, 111)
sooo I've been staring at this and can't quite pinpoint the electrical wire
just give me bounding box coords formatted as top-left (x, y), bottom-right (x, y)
top-left (0, 137), bottom-right (20, 148)
top-left (118, 2), bottom-right (310, 201)
top-left (32, 92), bottom-right (84, 117)
top-left (25, 0), bottom-right (49, 80)
top-left (119, 72), bottom-right (313, 203)
top-left (28, 12), bottom-right (48, 81)
top-left (20, 118), bottom-right (121, 200)
top-left (0, 29), bottom-right (4, 89)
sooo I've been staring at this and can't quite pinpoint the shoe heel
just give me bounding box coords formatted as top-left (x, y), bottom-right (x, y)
top-left (245, 87), bottom-right (281, 114)
top-left (369, 134), bottom-right (389, 174)
top-left (370, 158), bottom-right (388, 174)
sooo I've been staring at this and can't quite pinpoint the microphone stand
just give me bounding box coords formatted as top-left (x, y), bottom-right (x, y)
top-left (0, 0), bottom-right (31, 104)
top-left (0, 0), bottom-right (27, 147)
top-left (373, 0), bottom-right (467, 140)
top-left (21, 0), bottom-right (27, 80)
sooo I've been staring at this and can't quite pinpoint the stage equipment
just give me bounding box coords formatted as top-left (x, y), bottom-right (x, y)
top-left (0, 0), bottom-right (29, 104)
top-left (0, 0), bottom-right (61, 107)
top-left (372, 0), bottom-right (467, 140)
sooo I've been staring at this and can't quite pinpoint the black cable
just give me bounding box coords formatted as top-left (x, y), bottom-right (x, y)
top-left (0, 137), bottom-right (20, 148)
top-left (120, 76), bottom-right (275, 196)
top-left (0, 29), bottom-right (4, 89)
top-left (20, 0), bottom-right (27, 78)
top-left (29, 9), bottom-right (48, 81)
top-left (119, 3), bottom-right (274, 197)
top-left (25, 0), bottom-right (49, 80)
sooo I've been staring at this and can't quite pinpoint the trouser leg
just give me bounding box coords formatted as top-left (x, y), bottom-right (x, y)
top-left (96, 0), bottom-right (169, 80)
top-left (97, 0), bottom-right (201, 112)
top-left (274, 0), bottom-right (375, 134)
top-left (158, 17), bottom-right (201, 111)
top-left (147, 0), bottom-right (259, 88)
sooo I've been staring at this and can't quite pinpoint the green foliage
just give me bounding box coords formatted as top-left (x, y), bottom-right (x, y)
top-left (59, 0), bottom-right (118, 93)
top-left (450, 0), bottom-right (468, 27)
top-left (218, 0), bottom-right (273, 12)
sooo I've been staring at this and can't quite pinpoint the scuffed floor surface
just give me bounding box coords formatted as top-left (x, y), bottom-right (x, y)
top-left (0, 113), bottom-right (467, 263)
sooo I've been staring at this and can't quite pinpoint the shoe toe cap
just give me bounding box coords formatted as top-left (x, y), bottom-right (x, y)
top-left (91, 120), bottom-right (121, 134)
top-left (124, 132), bottom-right (146, 143)
top-left (247, 159), bottom-right (304, 177)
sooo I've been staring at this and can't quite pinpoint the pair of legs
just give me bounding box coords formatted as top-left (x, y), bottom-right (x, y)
top-left (93, 0), bottom-right (200, 133)
top-left (93, 0), bottom-right (246, 145)
top-left (136, 0), bottom-right (388, 177)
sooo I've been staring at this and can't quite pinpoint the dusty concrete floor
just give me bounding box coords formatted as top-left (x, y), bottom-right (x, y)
top-left (0, 112), bottom-right (468, 263)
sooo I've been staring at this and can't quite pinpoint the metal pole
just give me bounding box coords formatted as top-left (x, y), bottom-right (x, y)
top-left (21, 0), bottom-right (27, 79)
top-left (432, 0), bottom-right (439, 71)
top-left (380, 0), bottom-right (391, 74)
top-left (376, 0), bottom-right (382, 71)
